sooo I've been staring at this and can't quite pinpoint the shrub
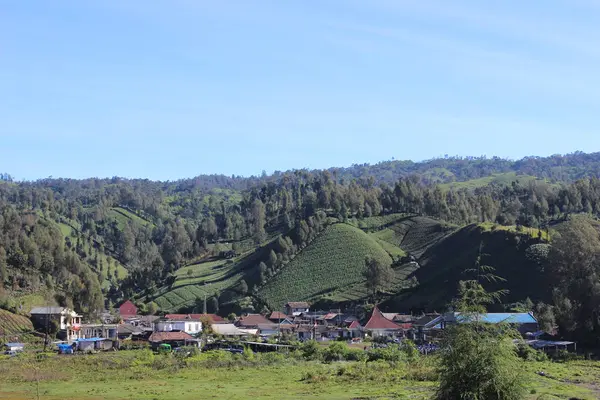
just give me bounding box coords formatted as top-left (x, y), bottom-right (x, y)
top-left (300, 340), bottom-right (321, 361)
top-left (436, 325), bottom-right (526, 400)
top-left (516, 342), bottom-right (548, 362)
top-left (367, 344), bottom-right (406, 363)
top-left (323, 342), bottom-right (348, 362)
top-left (400, 340), bottom-right (420, 363)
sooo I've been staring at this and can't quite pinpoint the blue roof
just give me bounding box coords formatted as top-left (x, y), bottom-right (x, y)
top-left (456, 313), bottom-right (537, 324)
top-left (4, 343), bottom-right (24, 347)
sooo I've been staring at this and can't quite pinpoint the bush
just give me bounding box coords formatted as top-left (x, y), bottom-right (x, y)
top-left (516, 342), bottom-right (548, 362)
top-left (367, 344), bottom-right (406, 363)
top-left (300, 340), bottom-right (321, 361)
top-left (323, 342), bottom-right (348, 362)
top-left (400, 340), bottom-right (420, 363)
top-left (436, 325), bottom-right (526, 400)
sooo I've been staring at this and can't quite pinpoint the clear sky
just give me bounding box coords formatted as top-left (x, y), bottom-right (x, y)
top-left (2, 1), bottom-right (600, 180)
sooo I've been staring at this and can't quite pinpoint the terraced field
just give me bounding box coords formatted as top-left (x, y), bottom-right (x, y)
top-left (0, 309), bottom-right (33, 335)
top-left (258, 223), bottom-right (393, 309)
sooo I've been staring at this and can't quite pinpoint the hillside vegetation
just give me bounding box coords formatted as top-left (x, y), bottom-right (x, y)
top-left (0, 308), bottom-right (33, 336)
top-left (3, 151), bottom-right (600, 324)
top-left (258, 223), bottom-right (394, 308)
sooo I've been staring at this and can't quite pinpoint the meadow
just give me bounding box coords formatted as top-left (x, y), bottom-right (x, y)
top-left (0, 348), bottom-right (598, 400)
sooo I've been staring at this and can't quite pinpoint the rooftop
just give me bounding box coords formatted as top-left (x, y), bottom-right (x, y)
top-left (452, 312), bottom-right (538, 324)
top-left (364, 307), bottom-right (401, 330)
top-left (285, 302), bottom-right (309, 308)
top-left (237, 314), bottom-right (272, 327)
top-left (148, 331), bottom-right (194, 342)
top-left (164, 314), bottom-right (225, 323)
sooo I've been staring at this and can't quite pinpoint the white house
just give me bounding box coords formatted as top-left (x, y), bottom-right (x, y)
top-left (30, 307), bottom-right (83, 341)
top-left (285, 302), bottom-right (310, 316)
top-left (155, 318), bottom-right (202, 335)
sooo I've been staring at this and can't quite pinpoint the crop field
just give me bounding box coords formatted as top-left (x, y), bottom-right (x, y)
top-left (0, 309), bottom-right (33, 335)
top-left (347, 213), bottom-right (409, 231)
top-left (378, 217), bottom-right (454, 259)
top-left (258, 223), bottom-right (393, 309)
top-left (108, 207), bottom-right (153, 228)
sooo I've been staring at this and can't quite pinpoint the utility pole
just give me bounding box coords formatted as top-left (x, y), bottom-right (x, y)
top-left (203, 294), bottom-right (207, 314)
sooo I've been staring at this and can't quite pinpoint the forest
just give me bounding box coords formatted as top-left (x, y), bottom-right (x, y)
top-left (2, 151), bottom-right (600, 345)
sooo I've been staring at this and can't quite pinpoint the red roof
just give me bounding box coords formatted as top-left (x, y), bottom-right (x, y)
top-left (364, 306), bottom-right (401, 330)
top-left (164, 314), bottom-right (225, 323)
top-left (237, 314), bottom-right (272, 327)
top-left (148, 331), bottom-right (194, 342)
top-left (347, 321), bottom-right (361, 329)
top-left (268, 311), bottom-right (289, 321)
top-left (119, 300), bottom-right (138, 316)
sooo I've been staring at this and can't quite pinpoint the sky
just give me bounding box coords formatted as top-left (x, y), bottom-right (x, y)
top-left (2, 0), bottom-right (600, 181)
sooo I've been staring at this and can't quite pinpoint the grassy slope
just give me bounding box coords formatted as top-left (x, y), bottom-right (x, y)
top-left (0, 309), bottom-right (33, 335)
top-left (258, 223), bottom-right (393, 309)
top-left (439, 172), bottom-right (543, 190)
top-left (383, 224), bottom-right (550, 311)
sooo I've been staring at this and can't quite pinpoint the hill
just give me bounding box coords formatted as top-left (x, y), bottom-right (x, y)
top-left (0, 308), bottom-right (33, 336)
top-left (3, 151), bottom-right (600, 316)
top-left (258, 223), bottom-right (394, 309)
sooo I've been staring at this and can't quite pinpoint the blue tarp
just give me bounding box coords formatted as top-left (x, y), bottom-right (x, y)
top-left (4, 343), bottom-right (24, 348)
top-left (74, 338), bottom-right (107, 342)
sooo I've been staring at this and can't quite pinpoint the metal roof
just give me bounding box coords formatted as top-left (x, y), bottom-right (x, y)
top-left (30, 306), bottom-right (67, 314)
top-left (455, 312), bottom-right (537, 324)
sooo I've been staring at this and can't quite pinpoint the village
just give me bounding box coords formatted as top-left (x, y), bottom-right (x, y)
top-left (3, 300), bottom-right (575, 357)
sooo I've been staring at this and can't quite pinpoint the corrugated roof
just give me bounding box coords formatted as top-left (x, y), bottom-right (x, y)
top-left (364, 307), bottom-right (401, 330)
top-left (455, 312), bottom-right (537, 324)
top-left (347, 321), bottom-right (361, 329)
top-left (212, 323), bottom-right (246, 336)
top-left (30, 306), bottom-right (66, 314)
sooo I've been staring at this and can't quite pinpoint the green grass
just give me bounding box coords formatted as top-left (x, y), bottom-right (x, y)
top-left (108, 207), bottom-right (152, 229)
top-left (0, 309), bottom-right (33, 335)
top-left (439, 172), bottom-right (542, 190)
top-left (478, 222), bottom-right (550, 241)
top-left (258, 223), bottom-right (393, 309)
top-left (0, 351), bottom-right (598, 400)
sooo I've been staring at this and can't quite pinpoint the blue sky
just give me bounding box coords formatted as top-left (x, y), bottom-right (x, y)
top-left (2, 0), bottom-right (600, 180)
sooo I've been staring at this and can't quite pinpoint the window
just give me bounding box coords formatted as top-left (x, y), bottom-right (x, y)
top-left (195, 323), bottom-right (199, 331)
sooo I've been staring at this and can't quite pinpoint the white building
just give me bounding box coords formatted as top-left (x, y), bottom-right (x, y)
top-left (155, 318), bottom-right (202, 335)
top-left (30, 307), bottom-right (83, 341)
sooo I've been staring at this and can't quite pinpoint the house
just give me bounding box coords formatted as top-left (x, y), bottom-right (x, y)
top-left (256, 323), bottom-right (280, 337)
top-left (80, 324), bottom-right (118, 340)
top-left (412, 313), bottom-right (443, 342)
top-left (155, 317), bottom-right (202, 335)
top-left (268, 311), bottom-right (289, 323)
top-left (118, 300), bottom-right (138, 318)
top-left (285, 302), bottom-right (310, 316)
top-left (117, 323), bottom-right (145, 340)
top-left (442, 312), bottom-right (539, 335)
top-left (3, 342), bottom-right (24, 352)
top-left (30, 307), bottom-right (83, 341)
top-left (123, 315), bottom-right (160, 331)
top-left (339, 321), bottom-right (362, 339)
top-left (363, 306), bottom-right (402, 338)
top-left (236, 314), bottom-right (273, 328)
top-left (148, 331), bottom-right (198, 350)
top-left (74, 338), bottom-right (114, 352)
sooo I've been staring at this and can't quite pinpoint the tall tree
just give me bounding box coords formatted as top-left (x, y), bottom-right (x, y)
top-left (363, 256), bottom-right (393, 301)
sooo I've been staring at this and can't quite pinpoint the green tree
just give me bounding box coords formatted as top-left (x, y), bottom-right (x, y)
top-left (363, 256), bottom-right (393, 301)
top-left (251, 198), bottom-right (266, 244)
top-left (549, 215), bottom-right (600, 345)
top-left (437, 270), bottom-right (525, 399)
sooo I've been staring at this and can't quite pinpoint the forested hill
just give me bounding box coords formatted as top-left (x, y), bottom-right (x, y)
top-left (1, 151), bottom-right (600, 330)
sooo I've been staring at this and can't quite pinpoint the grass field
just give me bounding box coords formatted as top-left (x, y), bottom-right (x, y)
top-left (0, 309), bottom-right (33, 335)
top-left (258, 223), bottom-right (393, 308)
top-left (439, 172), bottom-right (541, 190)
top-left (108, 207), bottom-right (153, 228)
top-left (0, 350), bottom-right (598, 400)
top-left (478, 222), bottom-right (550, 241)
